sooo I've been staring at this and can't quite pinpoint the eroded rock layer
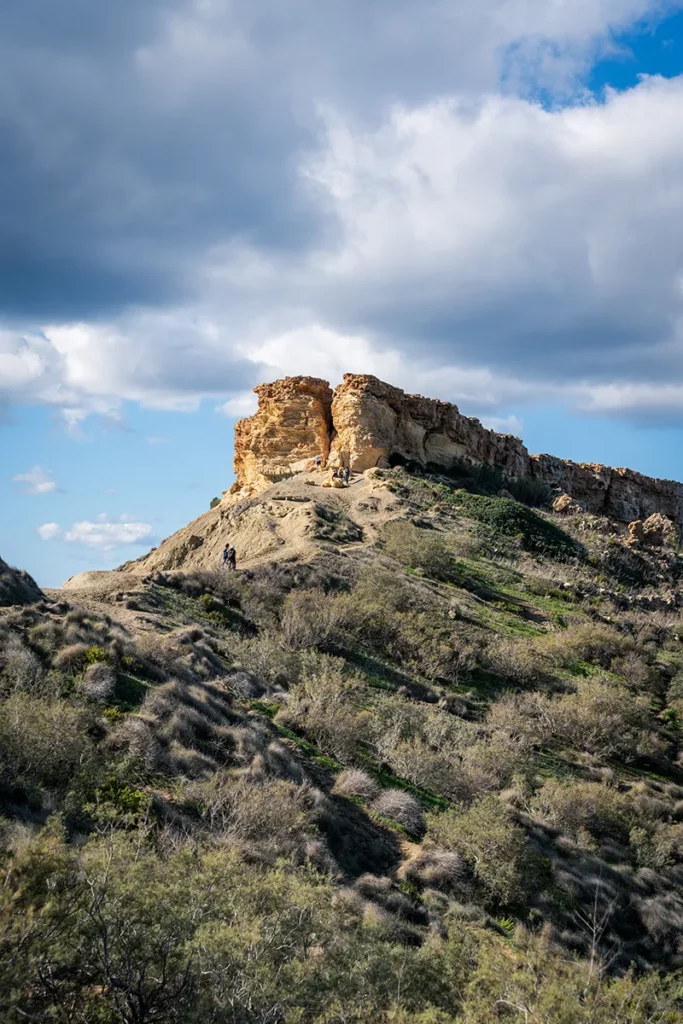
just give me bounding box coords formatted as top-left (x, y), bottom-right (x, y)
top-left (232, 377), bottom-right (333, 496)
top-left (232, 373), bottom-right (683, 529)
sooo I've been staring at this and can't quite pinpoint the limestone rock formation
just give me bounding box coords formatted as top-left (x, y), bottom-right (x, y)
top-left (230, 373), bottom-right (683, 534)
top-left (627, 513), bottom-right (676, 548)
top-left (0, 556), bottom-right (43, 606)
top-left (552, 494), bottom-right (585, 515)
top-left (328, 374), bottom-right (528, 476)
top-left (233, 377), bottom-right (333, 496)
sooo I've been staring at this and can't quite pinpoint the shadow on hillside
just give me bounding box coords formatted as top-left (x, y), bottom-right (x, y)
top-left (316, 794), bottom-right (403, 879)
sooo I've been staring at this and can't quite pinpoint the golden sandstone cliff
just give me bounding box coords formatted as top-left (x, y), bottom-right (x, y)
top-left (231, 374), bottom-right (683, 531)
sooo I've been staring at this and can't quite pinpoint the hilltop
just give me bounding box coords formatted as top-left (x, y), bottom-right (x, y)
top-left (2, 375), bottom-right (683, 1022)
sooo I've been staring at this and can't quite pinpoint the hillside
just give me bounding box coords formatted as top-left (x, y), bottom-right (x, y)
top-left (3, 376), bottom-right (683, 1022)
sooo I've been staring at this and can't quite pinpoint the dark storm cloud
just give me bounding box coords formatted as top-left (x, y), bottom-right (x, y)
top-left (0, 0), bottom-right (323, 321)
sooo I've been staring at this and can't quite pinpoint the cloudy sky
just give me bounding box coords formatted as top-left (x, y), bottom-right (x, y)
top-left (3, 0), bottom-right (683, 586)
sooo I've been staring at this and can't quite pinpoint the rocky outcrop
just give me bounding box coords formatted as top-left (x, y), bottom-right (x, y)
top-left (328, 374), bottom-right (528, 476)
top-left (0, 556), bottom-right (43, 606)
top-left (231, 373), bottom-right (683, 533)
top-left (232, 377), bottom-right (333, 496)
top-left (627, 513), bottom-right (677, 548)
top-left (552, 494), bottom-right (585, 515)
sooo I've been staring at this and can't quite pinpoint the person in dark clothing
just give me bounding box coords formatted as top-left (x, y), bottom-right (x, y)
top-left (344, 466), bottom-right (350, 485)
top-left (222, 545), bottom-right (229, 568)
top-left (227, 545), bottom-right (237, 571)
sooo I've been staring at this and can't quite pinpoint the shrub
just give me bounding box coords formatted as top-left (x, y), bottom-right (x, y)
top-left (209, 496), bottom-right (220, 509)
top-left (0, 694), bottom-right (94, 789)
top-left (531, 780), bottom-right (634, 846)
top-left (52, 642), bottom-right (93, 674)
top-left (381, 521), bottom-right (461, 583)
top-left (188, 772), bottom-right (314, 851)
top-left (452, 491), bottom-right (577, 559)
top-left (81, 663), bottom-right (117, 704)
top-left (552, 678), bottom-right (668, 762)
top-left (0, 635), bottom-right (42, 694)
top-left (427, 796), bottom-right (533, 908)
top-left (280, 655), bottom-right (366, 762)
top-left (399, 847), bottom-right (472, 896)
top-left (333, 768), bottom-right (380, 802)
top-left (280, 589), bottom-right (342, 651)
top-left (370, 789), bottom-right (426, 837)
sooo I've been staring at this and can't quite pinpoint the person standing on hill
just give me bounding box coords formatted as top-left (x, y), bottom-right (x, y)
top-left (344, 466), bottom-right (350, 485)
top-left (227, 545), bottom-right (237, 571)
top-left (315, 454), bottom-right (322, 471)
top-left (222, 545), bottom-right (229, 568)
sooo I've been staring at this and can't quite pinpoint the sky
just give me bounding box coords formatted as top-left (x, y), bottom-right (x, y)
top-left (3, 1), bottom-right (683, 587)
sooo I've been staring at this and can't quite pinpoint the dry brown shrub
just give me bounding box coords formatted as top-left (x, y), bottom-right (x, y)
top-left (333, 768), bottom-right (379, 801)
top-left (280, 590), bottom-right (342, 651)
top-left (370, 789), bottom-right (426, 837)
top-left (81, 663), bottom-right (116, 703)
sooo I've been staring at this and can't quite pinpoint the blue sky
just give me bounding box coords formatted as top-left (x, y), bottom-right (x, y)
top-left (3, 0), bottom-right (683, 587)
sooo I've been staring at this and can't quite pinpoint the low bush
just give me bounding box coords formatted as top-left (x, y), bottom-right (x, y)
top-left (370, 789), bottom-right (426, 837)
top-left (333, 768), bottom-right (380, 802)
top-left (427, 796), bottom-right (534, 908)
top-left (280, 589), bottom-right (342, 651)
top-left (0, 693), bottom-right (95, 790)
top-left (279, 654), bottom-right (367, 762)
top-left (381, 521), bottom-right (462, 583)
top-left (452, 491), bottom-right (577, 559)
top-left (81, 663), bottom-right (117, 703)
top-left (531, 779), bottom-right (634, 846)
top-left (552, 678), bottom-right (668, 763)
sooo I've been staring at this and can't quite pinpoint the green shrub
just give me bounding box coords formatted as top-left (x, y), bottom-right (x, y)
top-left (0, 694), bottom-right (95, 790)
top-left (452, 491), bottom-right (577, 559)
top-left (531, 780), bottom-right (634, 846)
top-left (381, 522), bottom-right (462, 582)
top-left (427, 796), bottom-right (534, 908)
top-left (552, 678), bottom-right (668, 763)
top-left (279, 654), bottom-right (367, 762)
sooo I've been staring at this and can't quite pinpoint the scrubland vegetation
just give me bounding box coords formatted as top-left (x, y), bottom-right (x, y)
top-left (2, 469), bottom-right (683, 1021)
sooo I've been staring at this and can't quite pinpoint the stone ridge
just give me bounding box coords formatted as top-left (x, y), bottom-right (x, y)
top-left (232, 373), bottom-right (683, 529)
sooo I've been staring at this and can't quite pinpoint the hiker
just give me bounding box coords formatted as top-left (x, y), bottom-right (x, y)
top-left (315, 454), bottom-right (322, 471)
top-left (227, 545), bottom-right (237, 571)
top-left (344, 466), bottom-right (350, 485)
top-left (222, 545), bottom-right (229, 569)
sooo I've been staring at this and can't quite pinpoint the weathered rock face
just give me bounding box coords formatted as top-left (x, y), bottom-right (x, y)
top-left (0, 556), bottom-right (43, 606)
top-left (231, 373), bottom-right (683, 532)
top-left (529, 456), bottom-right (683, 526)
top-left (328, 374), bottom-right (529, 476)
top-left (233, 377), bottom-right (333, 496)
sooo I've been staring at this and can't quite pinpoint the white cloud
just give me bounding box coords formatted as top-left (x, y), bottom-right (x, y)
top-left (3, 5), bottom-right (683, 429)
top-left (217, 393), bottom-right (259, 418)
top-left (480, 414), bottom-right (524, 435)
top-left (12, 466), bottom-right (61, 494)
top-left (37, 514), bottom-right (153, 550)
top-left (37, 522), bottom-right (62, 541)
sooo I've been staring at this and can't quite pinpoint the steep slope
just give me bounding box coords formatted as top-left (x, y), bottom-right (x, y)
top-left (0, 555), bottom-right (43, 606)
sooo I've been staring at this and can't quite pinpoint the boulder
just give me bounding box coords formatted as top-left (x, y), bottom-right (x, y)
top-left (552, 493), bottom-right (584, 515)
top-left (628, 513), bottom-right (677, 548)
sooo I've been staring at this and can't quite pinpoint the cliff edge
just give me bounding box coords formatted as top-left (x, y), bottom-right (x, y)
top-left (232, 373), bottom-right (683, 529)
